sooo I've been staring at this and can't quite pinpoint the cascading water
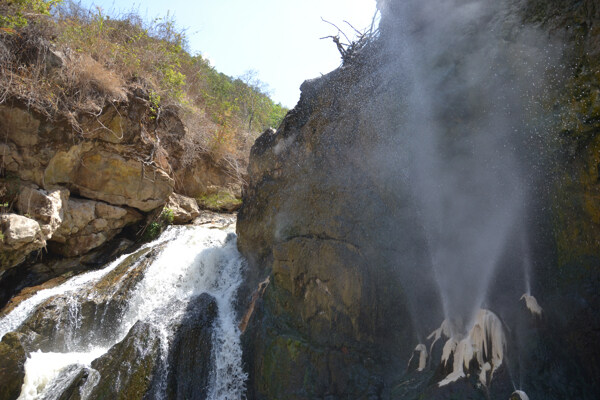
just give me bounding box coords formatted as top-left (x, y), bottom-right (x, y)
top-left (393, 0), bottom-right (533, 331)
top-left (0, 222), bottom-right (247, 399)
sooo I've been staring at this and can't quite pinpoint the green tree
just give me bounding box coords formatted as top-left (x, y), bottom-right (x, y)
top-left (236, 70), bottom-right (271, 132)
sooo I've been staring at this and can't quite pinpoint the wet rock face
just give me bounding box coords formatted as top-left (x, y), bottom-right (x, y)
top-left (238, 0), bottom-right (600, 398)
top-left (520, 0), bottom-right (600, 395)
top-left (15, 247), bottom-right (155, 352)
top-left (0, 332), bottom-right (26, 400)
top-left (87, 321), bottom-right (163, 400)
top-left (237, 42), bottom-right (439, 397)
top-left (166, 293), bottom-right (217, 400)
top-left (40, 364), bottom-right (95, 400)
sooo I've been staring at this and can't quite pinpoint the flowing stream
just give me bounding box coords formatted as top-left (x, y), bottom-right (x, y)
top-left (0, 223), bottom-right (247, 399)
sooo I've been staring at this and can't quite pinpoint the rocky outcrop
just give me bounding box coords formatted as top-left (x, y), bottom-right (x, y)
top-left (165, 193), bottom-right (200, 225)
top-left (0, 214), bottom-right (46, 270)
top-left (0, 183), bottom-right (142, 269)
top-left (49, 198), bottom-right (142, 257)
top-left (237, 0), bottom-right (600, 398)
top-left (237, 42), bottom-right (437, 398)
top-left (0, 87), bottom-right (241, 292)
top-left (0, 332), bottom-right (26, 400)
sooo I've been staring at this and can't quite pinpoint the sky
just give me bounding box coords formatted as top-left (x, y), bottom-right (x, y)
top-left (76, 0), bottom-right (379, 108)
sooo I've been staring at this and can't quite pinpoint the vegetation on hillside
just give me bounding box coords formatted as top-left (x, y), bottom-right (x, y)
top-left (0, 0), bottom-right (288, 162)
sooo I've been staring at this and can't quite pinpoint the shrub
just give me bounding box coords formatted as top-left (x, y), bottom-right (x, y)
top-left (0, 0), bottom-right (288, 172)
top-left (142, 207), bottom-right (174, 241)
top-left (0, 0), bottom-right (62, 30)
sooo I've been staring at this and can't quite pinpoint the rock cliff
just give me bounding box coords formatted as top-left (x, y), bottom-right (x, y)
top-left (238, 0), bottom-right (600, 398)
top-left (237, 18), bottom-right (438, 400)
top-left (0, 91), bottom-right (242, 307)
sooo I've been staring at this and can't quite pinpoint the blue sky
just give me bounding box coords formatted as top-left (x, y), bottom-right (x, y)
top-left (76, 0), bottom-right (378, 108)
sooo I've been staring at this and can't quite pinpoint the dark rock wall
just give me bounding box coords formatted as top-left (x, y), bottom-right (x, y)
top-left (238, 0), bottom-right (600, 398)
top-left (237, 35), bottom-right (441, 400)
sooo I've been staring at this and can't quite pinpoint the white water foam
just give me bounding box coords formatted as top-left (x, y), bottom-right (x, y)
top-left (18, 348), bottom-right (106, 400)
top-left (0, 229), bottom-right (180, 340)
top-left (116, 225), bottom-right (247, 399)
top-left (1, 224), bottom-right (247, 400)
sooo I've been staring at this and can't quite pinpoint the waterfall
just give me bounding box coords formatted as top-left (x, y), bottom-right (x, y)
top-left (379, 0), bottom-right (559, 389)
top-left (0, 224), bottom-right (247, 399)
top-left (384, 0), bottom-right (556, 330)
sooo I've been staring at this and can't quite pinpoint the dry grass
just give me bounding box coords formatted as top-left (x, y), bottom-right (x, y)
top-left (63, 54), bottom-right (127, 111)
top-left (0, 1), bottom-right (287, 167)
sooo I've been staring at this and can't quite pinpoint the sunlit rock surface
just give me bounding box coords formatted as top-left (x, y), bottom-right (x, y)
top-left (16, 185), bottom-right (68, 241)
top-left (165, 193), bottom-right (201, 225)
top-left (49, 198), bottom-right (142, 257)
top-left (0, 214), bottom-right (45, 271)
top-left (0, 90), bottom-right (242, 289)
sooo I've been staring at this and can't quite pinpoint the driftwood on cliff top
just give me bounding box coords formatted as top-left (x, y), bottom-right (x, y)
top-left (320, 13), bottom-right (380, 65)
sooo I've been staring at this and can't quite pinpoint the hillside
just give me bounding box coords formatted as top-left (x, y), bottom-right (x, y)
top-left (0, 0), bottom-right (287, 305)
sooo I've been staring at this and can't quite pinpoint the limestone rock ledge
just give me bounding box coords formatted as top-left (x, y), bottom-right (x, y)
top-left (0, 89), bottom-right (241, 276)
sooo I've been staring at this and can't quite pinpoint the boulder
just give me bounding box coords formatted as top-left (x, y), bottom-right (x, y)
top-left (16, 185), bottom-right (69, 240)
top-left (0, 214), bottom-right (45, 271)
top-left (165, 193), bottom-right (200, 225)
top-left (166, 293), bottom-right (217, 399)
top-left (87, 321), bottom-right (162, 399)
top-left (0, 332), bottom-right (26, 400)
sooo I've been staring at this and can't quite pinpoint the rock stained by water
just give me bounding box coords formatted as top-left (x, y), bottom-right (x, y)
top-left (237, 0), bottom-right (600, 399)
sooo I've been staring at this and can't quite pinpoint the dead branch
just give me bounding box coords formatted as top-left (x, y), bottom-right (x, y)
top-left (321, 18), bottom-right (351, 44)
top-left (320, 15), bottom-right (380, 65)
